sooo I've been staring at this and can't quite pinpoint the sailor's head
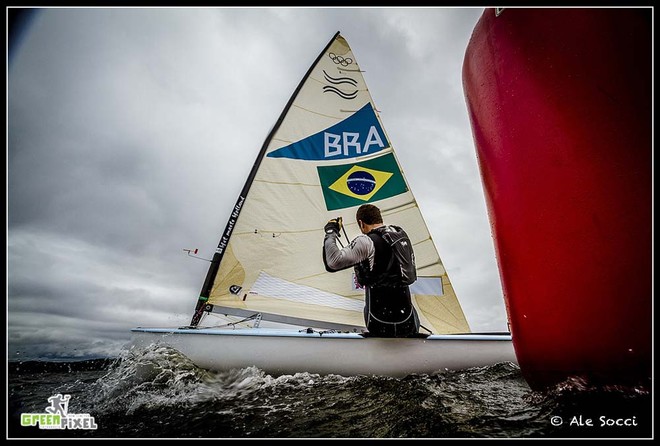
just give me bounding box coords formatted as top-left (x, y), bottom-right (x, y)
top-left (356, 204), bottom-right (383, 234)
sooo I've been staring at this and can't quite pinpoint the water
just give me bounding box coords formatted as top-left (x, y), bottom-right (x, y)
top-left (8, 345), bottom-right (652, 439)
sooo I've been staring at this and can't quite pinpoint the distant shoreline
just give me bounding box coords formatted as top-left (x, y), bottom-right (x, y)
top-left (8, 357), bottom-right (117, 373)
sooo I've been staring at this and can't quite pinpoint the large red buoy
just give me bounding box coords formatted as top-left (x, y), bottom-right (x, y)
top-left (462, 8), bottom-right (651, 390)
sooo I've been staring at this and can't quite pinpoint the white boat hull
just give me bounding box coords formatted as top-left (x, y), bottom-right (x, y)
top-left (131, 328), bottom-right (518, 377)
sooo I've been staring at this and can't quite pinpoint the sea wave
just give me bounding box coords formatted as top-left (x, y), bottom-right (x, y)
top-left (9, 345), bottom-right (652, 438)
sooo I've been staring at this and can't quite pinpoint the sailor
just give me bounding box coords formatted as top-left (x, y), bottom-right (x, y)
top-left (322, 204), bottom-right (420, 337)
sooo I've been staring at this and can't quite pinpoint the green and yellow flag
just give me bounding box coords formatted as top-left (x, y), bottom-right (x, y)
top-left (317, 152), bottom-right (408, 211)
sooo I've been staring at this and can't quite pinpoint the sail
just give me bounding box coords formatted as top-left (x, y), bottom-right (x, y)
top-left (191, 32), bottom-right (470, 334)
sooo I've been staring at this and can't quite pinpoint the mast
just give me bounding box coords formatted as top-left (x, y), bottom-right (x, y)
top-left (189, 31), bottom-right (342, 327)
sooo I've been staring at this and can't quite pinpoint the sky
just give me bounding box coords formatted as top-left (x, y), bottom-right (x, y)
top-left (7, 7), bottom-right (510, 360)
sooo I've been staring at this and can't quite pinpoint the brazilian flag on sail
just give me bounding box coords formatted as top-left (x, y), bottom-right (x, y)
top-left (317, 152), bottom-right (408, 211)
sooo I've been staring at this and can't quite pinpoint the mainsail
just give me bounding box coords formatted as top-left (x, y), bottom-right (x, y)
top-left (190, 32), bottom-right (470, 334)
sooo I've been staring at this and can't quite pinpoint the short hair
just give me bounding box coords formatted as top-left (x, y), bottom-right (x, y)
top-left (356, 204), bottom-right (383, 225)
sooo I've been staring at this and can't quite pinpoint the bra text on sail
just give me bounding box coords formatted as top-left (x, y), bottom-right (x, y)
top-left (324, 126), bottom-right (385, 158)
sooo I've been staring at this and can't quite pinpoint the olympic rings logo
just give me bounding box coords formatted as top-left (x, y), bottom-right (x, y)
top-left (328, 52), bottom-right (353, 66)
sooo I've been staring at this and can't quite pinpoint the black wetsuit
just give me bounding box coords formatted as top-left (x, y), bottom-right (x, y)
top-left (323, 225), bottom-right (420, 337)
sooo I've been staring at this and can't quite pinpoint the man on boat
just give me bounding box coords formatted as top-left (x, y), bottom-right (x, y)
top-left (322, 204), bottom-right (420, 337)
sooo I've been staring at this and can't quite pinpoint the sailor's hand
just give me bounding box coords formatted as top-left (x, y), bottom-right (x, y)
top-left (324, 218), bottom-right (341, 235)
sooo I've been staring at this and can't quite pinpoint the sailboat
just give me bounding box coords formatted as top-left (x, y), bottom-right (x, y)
top-left (131, 31), bottom-right (517, 377)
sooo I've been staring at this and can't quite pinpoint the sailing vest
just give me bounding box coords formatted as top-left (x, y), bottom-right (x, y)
top-left (355, 225), bottom-right (417, 288)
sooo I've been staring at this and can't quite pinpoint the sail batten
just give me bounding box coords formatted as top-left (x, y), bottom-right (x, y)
top-left (291, 104), bottom-right (345, 120)
top-left (209, 306), bottom-right (365, 332)
top-left (192, 32), bottom-right (470, 334)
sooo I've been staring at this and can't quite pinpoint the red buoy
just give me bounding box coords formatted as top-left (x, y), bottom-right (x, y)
top-left (462, 7), bottom-right (651, 390)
